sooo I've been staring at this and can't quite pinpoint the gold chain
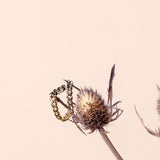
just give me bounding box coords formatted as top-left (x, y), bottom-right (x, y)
top-left (50, 82), bottom-right (74, 122)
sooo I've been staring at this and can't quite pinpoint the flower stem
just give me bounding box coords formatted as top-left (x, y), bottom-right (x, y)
top-left (99, 127), bottom-right (123, 160)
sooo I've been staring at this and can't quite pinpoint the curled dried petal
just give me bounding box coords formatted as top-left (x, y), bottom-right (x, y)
top-left (135, 106), bottom-right (160, 138)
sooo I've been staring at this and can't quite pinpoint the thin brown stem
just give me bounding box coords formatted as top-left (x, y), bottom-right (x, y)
top-left (99, 127), bottom-right (123, 160)
top-left (56, 97), bottom-right (73, 113)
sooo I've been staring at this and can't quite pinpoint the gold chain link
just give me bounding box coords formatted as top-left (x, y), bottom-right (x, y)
top-left (66, 81), bottom-right (74, 110)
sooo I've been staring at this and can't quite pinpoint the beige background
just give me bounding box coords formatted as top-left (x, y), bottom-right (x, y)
top-left (1, 0), bottom-right (160, 159)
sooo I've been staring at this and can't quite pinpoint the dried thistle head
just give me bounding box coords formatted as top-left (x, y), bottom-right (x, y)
top-left (50, 64), bottom-right (122, 134)
top-left (156, 85), bottom-right (160, 116)
top-left (76, 88), bottom-right (110, 132)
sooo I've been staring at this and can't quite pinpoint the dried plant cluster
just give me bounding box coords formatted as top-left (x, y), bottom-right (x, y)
top-left (49, 65), bottom-right (123, 134)
top-left (49, 64), bottom-right (160, 160)
top-left (49, 65), bottom-right (123, 160)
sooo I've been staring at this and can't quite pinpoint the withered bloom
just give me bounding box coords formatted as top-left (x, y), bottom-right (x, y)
top-left (135, 85), bottom-right (160, 138)
top-left (156, 85), bottom-right (160, 116)
top-left (76, 88), bottom-right (110, 132)
top-left (50, 65), bottom-right (123, 160)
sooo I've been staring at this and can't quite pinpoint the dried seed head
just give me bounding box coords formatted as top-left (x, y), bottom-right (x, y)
top-left (76, 88), bottom-right (110, 132)
top-left (156, 85), bottom-right (160, 116)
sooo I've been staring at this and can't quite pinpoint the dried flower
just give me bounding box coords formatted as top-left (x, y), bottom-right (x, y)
top-left (49, 65), bottom-right (123, 160)
top-left (156, 85), bottom-right (160, 116)
top-left (76, 88), bottom-right (110, 132)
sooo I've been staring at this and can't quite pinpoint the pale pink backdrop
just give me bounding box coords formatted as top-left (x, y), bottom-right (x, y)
top-left (1, 0), bottom-right (160, 160)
